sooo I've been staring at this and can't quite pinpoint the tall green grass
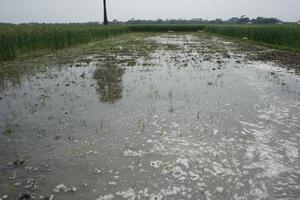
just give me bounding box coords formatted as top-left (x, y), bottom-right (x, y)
top-left (0, 24), bottom-right (206, 62)
top-left (1, 24), bottom-right (300, 62)
top-left (0, 24), bottom-right (129, 61)
top-left (203, 25), bottom-right (300, 51)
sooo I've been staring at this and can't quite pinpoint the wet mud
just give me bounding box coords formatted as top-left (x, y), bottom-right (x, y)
top-left (0, 33), bottom-right (300, 200)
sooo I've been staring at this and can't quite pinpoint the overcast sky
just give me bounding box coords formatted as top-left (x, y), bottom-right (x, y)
top-left (0, 0), bottom-right (299, 23)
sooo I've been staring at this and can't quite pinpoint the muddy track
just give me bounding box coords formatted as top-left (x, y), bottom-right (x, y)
top-left (0, 33), bottom-right (299, 200)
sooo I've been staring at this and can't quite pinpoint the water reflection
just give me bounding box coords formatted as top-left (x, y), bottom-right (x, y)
top-left (93, 61), bottom-right (124, 103)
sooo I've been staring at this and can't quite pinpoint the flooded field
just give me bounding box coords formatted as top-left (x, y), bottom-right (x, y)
top-left (0, 33), bottom-right (300, 200)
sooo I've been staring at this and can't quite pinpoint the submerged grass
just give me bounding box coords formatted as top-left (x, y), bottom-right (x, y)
top-left (0, 32), bottom-right (160, 89)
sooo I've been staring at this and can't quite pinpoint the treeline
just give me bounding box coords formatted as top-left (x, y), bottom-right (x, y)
top-left (121, 16), bottom-right (288, 25)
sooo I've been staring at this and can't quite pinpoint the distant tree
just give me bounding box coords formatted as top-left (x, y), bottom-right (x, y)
top-left (238, 16), bottom-right (250, 24)
top-left (125, 16), bottom-right (283, 25)
top-left (226, 16), bottom-right (249, 24)
top-left (213, 18), bottom-right (224, 24)
top-left (227, 17), bottom-right (240, 24)
top-left (191, 18), bottom-right (203, 23)
top-left (251, 17), bottom-right (281, 24)
top-left (112, 19), bottom-right (119, 24)
top-left (103, 0), bottom-right (108, 25)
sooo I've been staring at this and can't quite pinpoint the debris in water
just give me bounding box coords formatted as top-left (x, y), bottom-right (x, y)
top-left (270, 71), bottom-right (276, 76)
top-left (18, 193), bottom-right (31, 200)
top-left (39, 195), bottom-right (54, 200)
top-left (10, 173), bottom-right (16, 180)
top-left (123, 149), bottom-right (142, 157)
top-left (189, 171), bottom-right (200, 181)
top-left (207, 81), bottom-right (214, 86)
top-left (95, 169), bottom-right (102, 174)
top-left (96, 194), bottom-right (114, 200)
top-left (109, 181), bottom-right (116, 185)
top-left (54, 136), bottom-right (61, 140)
top-left (69, 186), bottom-right (78, 192)
top-left (80, 72), bottom-right (86, 78)
top-left (215, 187), bottom-right (224, 193)
top-left (170, 166), bottom-right (187, 179)
top-left (150, 160), bottom-right (163, 169)
top-left (14, 159), bottom-right (25, 166)
top-left (116, 188), bottom-right (136, 199)
top-left (53, 184), bottom-right (68, 193)
top-left (14, 182), bottom-right (21, 186)
top-left (49, 194), bottom-right (54, 200)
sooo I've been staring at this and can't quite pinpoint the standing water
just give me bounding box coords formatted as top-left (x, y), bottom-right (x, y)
top-left (0, 34), bottom-right (299, 200)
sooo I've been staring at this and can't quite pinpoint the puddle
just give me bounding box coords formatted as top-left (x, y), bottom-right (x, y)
top-left (0, 34), bottom-right (300, 200)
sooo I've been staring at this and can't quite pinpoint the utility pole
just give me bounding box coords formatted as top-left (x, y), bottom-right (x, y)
top-left (103, 0), bottom-right (108, 25)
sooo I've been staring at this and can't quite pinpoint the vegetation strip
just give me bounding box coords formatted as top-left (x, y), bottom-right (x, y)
top-left (1, 24), bottom-right (300, 62)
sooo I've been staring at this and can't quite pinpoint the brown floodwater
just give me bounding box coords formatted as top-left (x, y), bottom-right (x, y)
top-left (0, 34), bottom-right (300, 200)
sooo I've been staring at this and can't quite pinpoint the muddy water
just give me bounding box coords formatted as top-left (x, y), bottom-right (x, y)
top-left (0, 34), bottom-right (300, 200)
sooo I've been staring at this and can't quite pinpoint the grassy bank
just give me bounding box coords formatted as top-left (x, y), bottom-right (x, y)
top-left (1, 24), bottom-right (300, 62)
top-left (203, 25), bottom-right (300, 51)
top-left (0, 24), bottom-right (206, 62)
top-left (0, 24), bottom-right (130, 61)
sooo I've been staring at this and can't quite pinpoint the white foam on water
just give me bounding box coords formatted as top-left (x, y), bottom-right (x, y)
top-left (96, 194), bottom-right (114, 200)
